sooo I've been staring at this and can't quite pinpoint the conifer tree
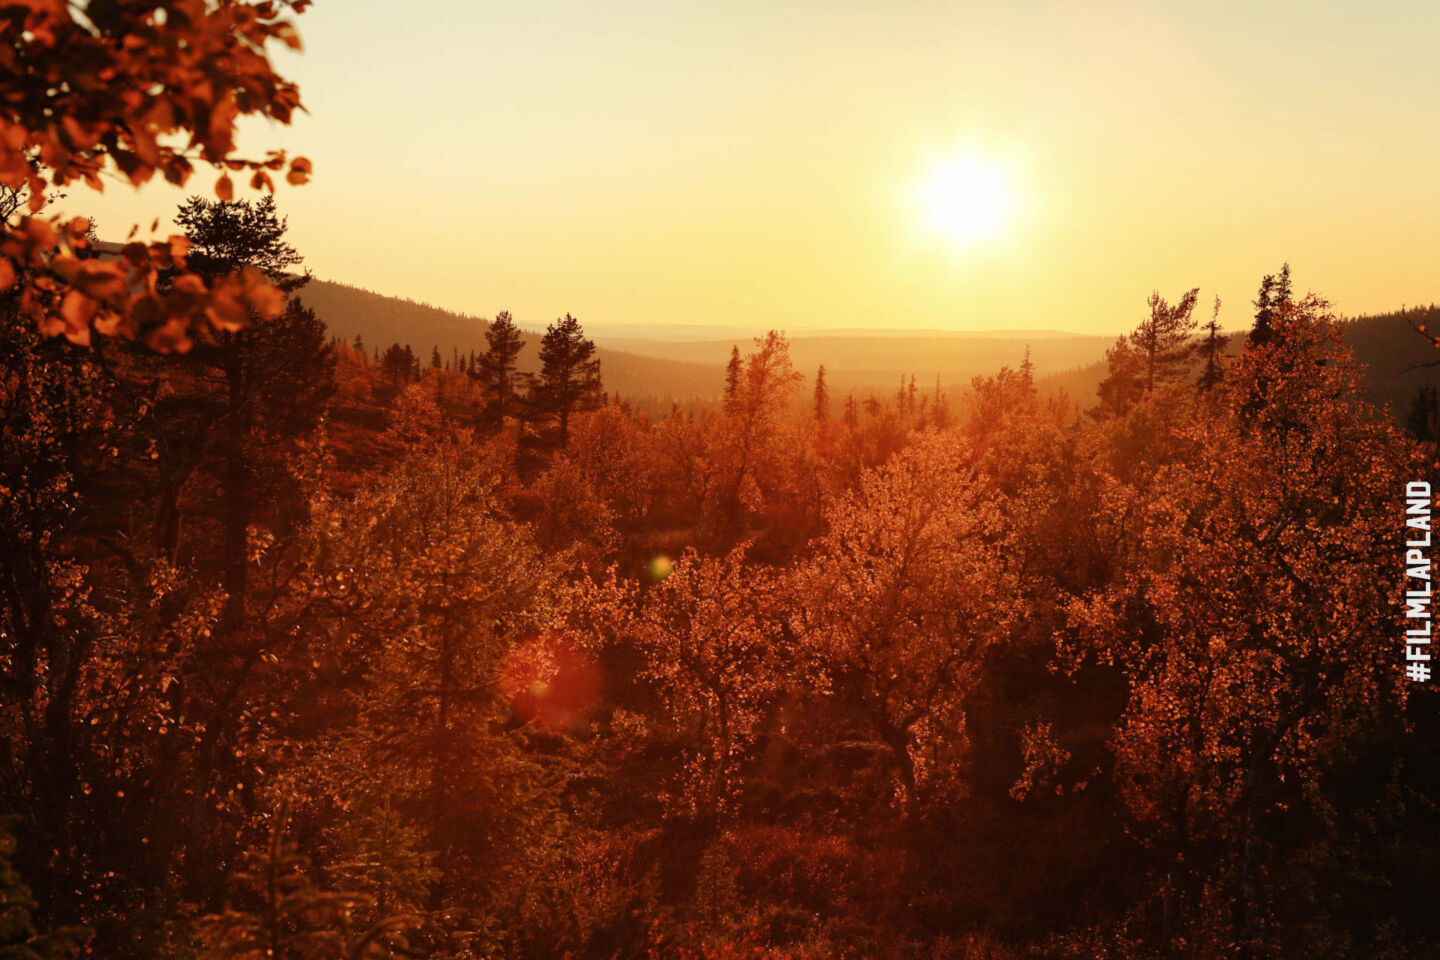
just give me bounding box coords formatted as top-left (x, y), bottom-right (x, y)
top-left (813, 364), bottom-right (829, 421)
top-left (1094, 336), bottom-right (1146, 417)
top-left (473, 311), bottom-right (526, 428)
top-left (932, 376), bottom-right (950, 429)
top-left (723, 345), bottom-right (742, 407)
top-left (1198, 295), bottom-right (1229, 391)
top-left (1407, 384), bottom-right (1440, 443)
top-left (380, 343), bottom-right (412, 387)
top-left (175, 195), bottom-right (308, 293)
top-left (161, 195), bottom-right (335, 633)
top-left (530, 313), bottom-right (602, 443)
top-left (199, 806), bottom-right (416, 960)
top-left (1020, 345), bottom-right (1035, 392)
top-left (1130, 287), bottom-right (1200, 391)
top-left (1250, 262), bottom-right (1292, 347)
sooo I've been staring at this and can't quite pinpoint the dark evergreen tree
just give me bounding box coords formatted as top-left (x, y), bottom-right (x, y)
top-left (174, 194), bottom-right (307, 293)
top-left (1198, 295), bottom-right (1229, 391)
top-left (1020, 346), bottom-right (1035, 392)
top-left (529, 313), bottom-right (602, 443)
top-left (160, 196), bottom-right (334, 632)
top-left (1250, 262), bottom-right (1292, 347)
top-left (430, 346), bottom-right (441, 369)
top-left (813, 364), bottom-right (829, 421)
top-left (1094, 336), bottom-right (1146, 417)
top-left (724, 345), bottom-right (742, 408)
top-left (931, 377), bottom-right (951, 429)
top-left (1407, 384), bottom-right (1440, 444)
top-left (380, 343), bottom-right (412, 387)
top-left (472, 310), bottom-right (526, 428)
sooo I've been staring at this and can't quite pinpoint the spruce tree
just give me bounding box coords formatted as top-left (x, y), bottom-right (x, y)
top-left (724, 345), bottom-right (742, 407)
top-left (473, 311), bottom-right (526, 428)
top-left (931, 377), bottom-right (950, 429)
top-left (1407, 385), bottom-right (1440, 444)
top-left (1094, 336), bottom-right (1146, 417)
top-left (1020, 346), bottom-right (1035, 392)
top-left (1249, 262), bottom-right (1292, 348)
top-left (813, 364), bottom-right (829, 421)
top-left (380, 343), bottom-right (411, 388)
top-left (530, 313), bottom-right (602, 443)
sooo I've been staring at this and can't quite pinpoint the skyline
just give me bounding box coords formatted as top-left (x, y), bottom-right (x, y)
top-left (63, 0), bottom-right (1440, 335)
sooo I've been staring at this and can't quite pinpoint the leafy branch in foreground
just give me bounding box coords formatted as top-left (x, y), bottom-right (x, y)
top-left (0, 1), bottom-right (313, 352)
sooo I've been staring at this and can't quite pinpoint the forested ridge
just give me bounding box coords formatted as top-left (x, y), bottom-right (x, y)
top-left (299, 278), bottom-right (1440, 421)
top-left (4, 200), bottom-right (1440, 960)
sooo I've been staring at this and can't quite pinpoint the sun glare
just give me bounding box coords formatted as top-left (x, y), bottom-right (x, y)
top-left (918, 152), bottom-right (1015, 246)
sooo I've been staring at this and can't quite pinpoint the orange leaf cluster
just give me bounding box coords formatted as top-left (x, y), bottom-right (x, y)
top-left (0, 0), bottom-right (312, 349)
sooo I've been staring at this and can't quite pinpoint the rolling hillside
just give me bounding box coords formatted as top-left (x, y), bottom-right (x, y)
top-left (296, 279), bottom-right (1440, 415)
top-left (1037, 306), bottom-right (1440, 416)
top-left (295, 279), bottom-right (1116, 403)
top-left (297, 279), bottom-right (723, 402)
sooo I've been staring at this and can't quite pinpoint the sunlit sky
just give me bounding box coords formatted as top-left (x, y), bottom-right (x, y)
top-left (69, 0), bottom-right (1440, 335)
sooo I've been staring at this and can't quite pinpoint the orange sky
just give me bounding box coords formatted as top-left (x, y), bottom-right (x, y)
top-left (66, 0), bottom-right (1440, 335)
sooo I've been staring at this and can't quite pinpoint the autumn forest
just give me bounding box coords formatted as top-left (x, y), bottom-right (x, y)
top-left (3, 3), bottom-right (1440, 960)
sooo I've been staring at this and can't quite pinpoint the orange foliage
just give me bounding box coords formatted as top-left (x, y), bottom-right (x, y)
top-left (0, 0), bottom-right (310, 350)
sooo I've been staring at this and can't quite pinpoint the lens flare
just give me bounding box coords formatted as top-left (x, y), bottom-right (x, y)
top-left (648, 554), bottom-right (675, 581)
top-left (498, 634), bottom-right (600, 729)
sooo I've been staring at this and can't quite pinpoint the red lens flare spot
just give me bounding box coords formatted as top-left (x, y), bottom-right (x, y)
top-left (499, 633), bottom-right (601, 729)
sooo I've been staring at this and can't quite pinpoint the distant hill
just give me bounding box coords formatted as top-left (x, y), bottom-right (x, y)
top-left (1339, 305), bottom-right (1440, 415)
top-left (596, 333), bottom-right (1116, 401)
top-left (297, 279), bottom-right (723, 403)
top-left (579, 322), bottom-right (1100, 342)
top-left (298, 279), bottom-right (490, 353)
top-left (297, 279), bottom-right (1115, 403)
top-left (1037, 307), bottom-right (1440, 417)
top-left (295, 279), bottom-right (1440, 416)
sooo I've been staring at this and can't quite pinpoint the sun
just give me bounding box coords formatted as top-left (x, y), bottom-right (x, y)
top-left (918, 152), bottom-right (1015, 246)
